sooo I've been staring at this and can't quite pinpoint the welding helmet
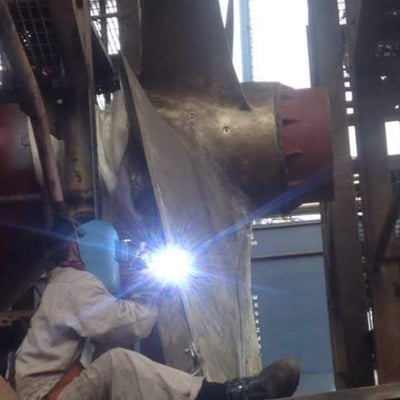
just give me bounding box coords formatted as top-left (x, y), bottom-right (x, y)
top-left (76, 220), bottom-right (121, 294)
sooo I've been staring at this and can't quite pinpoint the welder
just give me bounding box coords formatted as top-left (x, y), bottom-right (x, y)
top-left (14, 218), bottom-right (300, 400)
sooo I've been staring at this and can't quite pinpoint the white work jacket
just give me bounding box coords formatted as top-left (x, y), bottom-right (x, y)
top-left (15, 267), bottom-right (158, 400)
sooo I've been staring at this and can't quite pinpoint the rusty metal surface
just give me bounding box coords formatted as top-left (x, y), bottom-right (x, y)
top-left (0, 105), bottom-right (38, 195)
top-left (276, 85), bottom-right (333, 199)
top-left (242, 82), bottom-right (333, 204)
top-left (0, 104), bottom-right (46, 310)
top-left (121, 57), bottom-right (262, 380)
top-left (0, 0), bottom-right (63, 206)
top-left (48, 0), bottom-right (97, 220)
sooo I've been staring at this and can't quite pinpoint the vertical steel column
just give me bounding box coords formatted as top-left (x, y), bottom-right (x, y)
top-left (355, 70), bottom-right (400, 384)
top-left (116, 0), bottom-right (141, 75)
top-left (308, 0), bottom-right (374, 388)
top-left (239, 0), bottom-right (252, 81)
top-left (99, 0), bottom-right (108, 50)
top-left (344, 0), bottom-right (399, 383)
top-left (48, 0), bottom-right (98, 221)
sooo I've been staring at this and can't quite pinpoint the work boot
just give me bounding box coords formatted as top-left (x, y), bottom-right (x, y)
top-left (226, 358), bottom-right (300, 400)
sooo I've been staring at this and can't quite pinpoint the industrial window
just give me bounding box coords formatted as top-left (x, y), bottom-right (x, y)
top-left (90, 0), bottom-right (120, 55)
top-left (0, 54), bottom-right (4, 86)
top-left (348, 125), bottom-right (358, 158)
top-left (8, 0), bottom-right (59, 72)
top-left (336, 0), bottom-right (347, 25)
top-left (248, 0), bottom-right (310, 88)
top-left (0, 0), bottom-right (59, 90)
top-left (385, 121), bottom-right (400, 155)
top-left (345, 91), bottom-right (353, 102)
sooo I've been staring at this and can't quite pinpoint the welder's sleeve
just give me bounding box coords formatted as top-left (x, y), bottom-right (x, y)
top-left (67, 274), bottom-right (158, 344)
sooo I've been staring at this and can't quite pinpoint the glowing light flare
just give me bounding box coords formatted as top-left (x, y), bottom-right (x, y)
top-left (146, 246), bottom-right (194, 285)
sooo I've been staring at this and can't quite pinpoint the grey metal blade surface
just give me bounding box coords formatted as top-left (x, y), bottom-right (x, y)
top-left (141, 0), bottom-right (248, 108)
top-left (120, 57), bottom-right (261, 380)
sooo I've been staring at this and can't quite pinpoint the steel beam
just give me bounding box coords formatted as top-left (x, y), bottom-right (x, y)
top-left (48, 0), bottom-right (98, 221)
top-left (225, 0), bottom-right (234, 54)
top-left (285, 382), bottom-right (400, 400)
top-left (308, 0), bottom-right (374, 388)
top-left (116, 0), bottom-right (141, 75)
top-left (373, 186), bottom-right (400, 271)
top-left (355, 70), bottom-right (400, 384)
top-left (0, 194), bottom-right (42, 205)
top-left (239, 0), bottom-right (252, 81)
top-left (346, 0), bottom-right (386, 68)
